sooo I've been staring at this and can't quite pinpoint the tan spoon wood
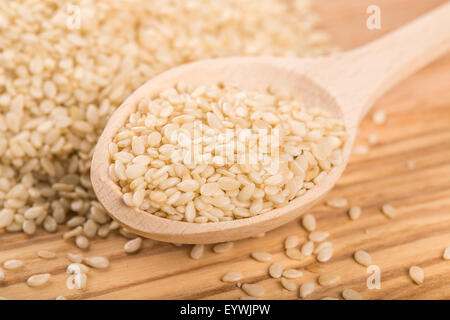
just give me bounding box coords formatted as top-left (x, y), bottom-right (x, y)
top-left (91, 3), bottom-right (450, 244)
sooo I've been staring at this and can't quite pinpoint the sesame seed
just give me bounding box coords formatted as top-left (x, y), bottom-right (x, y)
top-left (83, 256), bottom-right (109, 269)
top-left (269, 262), bottom-right (283, 278)
top-left (342, 288), bottom-right (363, 300)
top-left (301, 241), bottom-right (315, 256)
top-left (285, 248), bottom-right (304, 261)
top-left (242, 283), bottom-right (265, 298)
top-left (299, 282), bottom-right (315, 298)
top-left (27, 273), bottom-right (51, 287)
top-left (409, 266), bottom-right (424, 285)
top-left (302, 213), bottom-right (316, 232)
top-left (348, 206), bottom-right (362, 220)
top-left (326, 198), bottom-right (348, 208)
top-left (37, 250), bottom-right (57, 260)
top-left (309, 231), bottom-right (330, 242)
top-left (251, 252), bottom-right (273, 262)
top-left (318, 273), bottom-right (341, 286)
top-left (190, 244), bottom-right (205, 260)
top-left (282, 269), bottom-right (303, 279)
top-left (281, 277), bottom-right (298, 291)
top-left (381, 204), bottom-right (396, 218)
top-left (3, 259), bottom-right (23, 270)
top-left (284, 235), bottom-right (300, 249)
top-left (213, 242), bottom-right (234, 254)
top-left (443, 247), bottom-right (450, 260)
top-left (124, 237), bottom-right (143, 254)
top-left (222, 272), bottom-right (243, 282)
top-left (316, 247), bottom-right (333, 263)
top-left (354, 250), bottom-right (372, 266)
top-left (372, 110), bottom-right (387, 124)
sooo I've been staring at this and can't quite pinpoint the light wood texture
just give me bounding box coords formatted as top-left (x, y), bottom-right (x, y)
top-left (1, 0), bottom-right (450, 299)
top-left (91, 2), bottom-right (450, 244)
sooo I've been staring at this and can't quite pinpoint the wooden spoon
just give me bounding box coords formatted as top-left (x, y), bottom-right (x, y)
top-left (91, 3), bottom-right (450, 244)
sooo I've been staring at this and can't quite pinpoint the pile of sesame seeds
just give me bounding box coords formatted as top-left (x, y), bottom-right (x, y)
top-left (110, 84), bottom-right (347, 222)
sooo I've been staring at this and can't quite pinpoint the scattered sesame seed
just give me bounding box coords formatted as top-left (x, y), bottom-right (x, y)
top-left (251, 251), bottom-right (273, 262)
top-left (190, 244), bottom-right (205, 260)
top-left (285, 235), bottom-right (300, 249)
top-left (409, 266), bottom-right (424, 285)
top-left (281, 277), bottom-right (298, 291)
top-left (354, 250), bottom-right (372, 266)
top-left (342, 288), bottom-right (363, 300)
top-left (27, 273), bottom-right (51, 287)
top-left (443, 247), bottom-right (450, 260)
top-left (381, 204), bottom-right (396, 218)
top-left (242, 283), bottom-right (265, 298)
top-left (282, 269), bottom-right (303, 279)
top-left (302, 214), bottom-right (316, 232)
top-left (299, 282), bottom-right (315, 298)
top-left (318, 273), bottom-right (341, 286)
top-left (222, 272), bottom-right (243, 282)
top-left (348, 206), bottom-right (362, 220)
top-left (372, 110), bottom-right (387, 125)
top-left (309, 231), bottom-right (330, 242)
top-left (269, 262), bottom-right (283, 279)
top-left (326, 197), bottom-right (348, 208)
top-left (213, 242), bottom-right (235, 254)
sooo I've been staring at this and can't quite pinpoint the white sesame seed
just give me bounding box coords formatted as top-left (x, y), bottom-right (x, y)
top-left (282, 269), bottom-right (303, 279)
top-left (190, 244), bottom-right (204, 260)
top-left (353, 145), bottom-right (369, 155)
top-left (67, 253), bottom-right (83, 264)
top-left (83, 256), bottom-right (109, 269)
top-left (443, 247), bottom-right (450, 260)
top-left (251, 252), bottom-right (273, 262)
top-left (124, 237), bottom-right (143, 254)
top-left (368, 133), bottom-right (378, 145)
top-left (3, 259), bottom-right (23, 270)
top-left (348, 206), bottom-right (362, 220)
top-left (381, 204), bottom-right (396, 218)
top-left (281, 277), bottom-right (298, 291)
top-left (409, 266), bottom-right (424, 285)
top-left (213, 242), bottom-right (234, 254)
top-left (318, 273), bottom-right (341, 286)
top-left (285, 248), bottom-right (303, 261)
top-left (316, 246), bottom-right (333, 263)
top-left (242, 283), bottom-right (265, 298)
top-left (222, 272), bottom-right (243, 282)
top-left (372, 110), bottom-right (387, 125)
top-left (354, 250), bottom-right (372, 266)
top-left (37, 250), bottom-right (57, 259)
top-left (0, 268), bottom-right (4, 281)
top-left (342, 288), bottom-right (363, 300)
top-left (299, 282), bottom-right (315, 298)
top-left (309, 231), bottom-right (330, 242)
top-left (27, 273), bottom-right (51, 287)
top-left (326, 198), bottom-right (348, 208)
top-left (269, 262), bottom-right (283, 278)
top-left (302, 213), bottom-right (316, 232)
top-left (301, 241), bottom-right (315, 256)
top-left (285, 235), bottom-right (300, 249)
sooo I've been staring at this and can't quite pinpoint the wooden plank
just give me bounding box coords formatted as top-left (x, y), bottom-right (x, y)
top-left (1, 0), bottom-right (449, 300)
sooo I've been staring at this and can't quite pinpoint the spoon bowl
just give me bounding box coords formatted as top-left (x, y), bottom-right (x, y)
top-left (91, 4), bottom-right (450, 243)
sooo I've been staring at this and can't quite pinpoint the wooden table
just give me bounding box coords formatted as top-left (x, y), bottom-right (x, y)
top-left (0, 0), bottom-right (449, 300)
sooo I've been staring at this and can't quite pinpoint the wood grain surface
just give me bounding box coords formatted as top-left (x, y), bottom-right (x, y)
top-left (0, 0), bottom-right (449, 300)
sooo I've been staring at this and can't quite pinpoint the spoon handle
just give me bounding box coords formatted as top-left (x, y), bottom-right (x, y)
top-left (310, 2), bottom-right (450, 124)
